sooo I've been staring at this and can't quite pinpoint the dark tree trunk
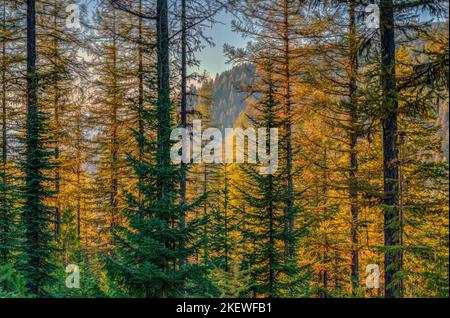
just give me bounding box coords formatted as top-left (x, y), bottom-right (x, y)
top-left (380, 0), bottom-right (403, 298)
top-left (282, 0), bottom-right (294, 259)
top-left (156, 0), bottom-right (170, 198)
top-left (268, 173), bottom-right (275, 298)
top-left (52, 2), bottom-right (61, 240)
top-left (25, 0), bottom-right (44, 296)
top-left (137, 0), bottom-right (144, 159)
top-left (156, 0), bottom-right (171, 297)
top-left (202, 163), bottom-right (209, 265)
top-left (179, 0), bottom-right (187, 270)
top-left (110, 12), bottom-right (119, 243)
top-left (1, 0), bottom-right (8, 263)
top-left (76, 114), bottom-right (82, 238)
top-left (223, 165), bottom-right (229, 273)
top-left (348, 0), bottom-right (359, 295)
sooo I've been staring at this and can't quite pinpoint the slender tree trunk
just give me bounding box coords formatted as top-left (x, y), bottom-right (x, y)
top-left (137, 0), bottom-right (144, 158)
top-left (202, 163), bottom-right (208, 266)
top-left (223, 165), bottom-right (229, 272)
top-left (52, 0), bottom-right (61, 240)
top-left (25, 0), bottom-right (42, 296)
top-left (76, 114), bottom-right (82, 238)
top-left (0, 0), bottom-right (8, 263)
top-left (380, 0), bottom-right (402, 298)
top-left (136, 0), bottom-right (144, 229)
top-left (110, 11), bottom-right (119, 242)
top-left (348, 0), bottom-right (359, 294)
top-left (321, 148), bottom-right (328, 298)
top-left (179, 0), bottom-right (187, 271)
top-left (156, 0), bottom-right (170, 198)
top-left (268, 173), bottom-right (275, 298)
top-left (156, 0), bottom-right (171, 297)
top-left (282, 0), bottom-right (294, 259)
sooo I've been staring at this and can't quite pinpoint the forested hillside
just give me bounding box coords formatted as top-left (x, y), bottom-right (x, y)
top-left (194, 64), bottom-right (255, 131)
top-left (0, 0), bottom-right (448, 299)
top-left (202, 61), bottom-right (449, 159)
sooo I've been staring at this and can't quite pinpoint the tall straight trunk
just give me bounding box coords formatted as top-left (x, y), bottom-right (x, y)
top-left (179, 0), bottom-right (187, 270)
top-left (52, 0), bottom-right (61, 240)
top-left (223, 165), bottom-right (229, 272)
top-left (76, 113), bottom-right (82, 238)
top-left (202, 163), bottom-right (208, 266)
top-left (156, 0), bottom-right (171, 297)
top-left (137, 0), bottom-right (144, 158)
top-left (25, 0), bottom-right (43, 296)
top-left (380, 0), bottom-right (402, 298)
top-left (0, 0), bottom-right (8, 262)
top-left (348, 0), bottom-right (359, 294)
top-left (320, 148), bottom-right (328, 298)
top-left (268, 173), bottom-right (275, 298)
top-left (156, 0), bottom-right (170, 198)
top-left (282, 0), bottom-right (294, 259)
top-left (110, 11), bottom-right (119, 240)
top-left (137, 0), bottom-right (144, 226)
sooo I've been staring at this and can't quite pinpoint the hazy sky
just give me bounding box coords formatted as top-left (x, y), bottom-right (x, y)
top-left (193, 11), bottom-right (247, 76)
top-left (83, 1), bottom-right (246, 76)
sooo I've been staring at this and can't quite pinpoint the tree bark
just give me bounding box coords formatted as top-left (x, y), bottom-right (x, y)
top-left (25, 0), bottom-right (41, 296)
top-left (380, 0), bottom-right (403, 298)
top-left (1, 0), bottom-right (8, 262)
top-left (348, 0), bottom-right (359, 295)
top-left (156, 0), bottom-right (170, 198)
top-left (179, 0), bottom-right (187, 271)
top-left (282, 0), bottom-right (294, 259)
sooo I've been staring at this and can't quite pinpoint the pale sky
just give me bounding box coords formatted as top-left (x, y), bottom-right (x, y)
top-left (83, 1), bottom-right (246, 76)
top-left (193, 11), bottom-right (247, 76)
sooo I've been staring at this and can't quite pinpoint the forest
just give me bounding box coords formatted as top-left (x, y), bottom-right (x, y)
top-left (0, 0), bottom-right (448, 299)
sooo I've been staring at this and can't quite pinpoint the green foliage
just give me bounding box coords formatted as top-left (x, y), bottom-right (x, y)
top-left (105, 68), bottom-right (199, 297)
top-left (210, 263), bottom-right (252, 298)
top-left (0, 263), bottom-right (28, 298)
top-left (237, 61), bottom-right (302, 297)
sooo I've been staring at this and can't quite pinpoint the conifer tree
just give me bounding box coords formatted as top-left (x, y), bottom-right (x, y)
top-left (229, 0), bottom-right (307, 263)
top-left (106, 0), bottom-right (195, 297)
top-left (238, 59), bottom-right (293, 298)
top-left (20, 0), bottom-right (55, 296)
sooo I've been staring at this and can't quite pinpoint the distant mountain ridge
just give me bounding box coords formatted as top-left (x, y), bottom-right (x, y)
top-left (197, 63), bottom-right (448, 160)
top-left (206, 64), bottom-right (255, 131)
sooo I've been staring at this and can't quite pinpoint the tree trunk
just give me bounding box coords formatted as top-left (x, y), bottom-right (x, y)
top-left (25, 0), bottom-right (41, 296)
top-left (156, 0), bottom-right (170, 198)
top-left (380, 0), bottom-right (403, 298)
top-left (0, 0), bottom-right (8, 263)
top-left (223, 165), bottom-right (229, 273)
top-left (76, 113), bottom-right (82, 238)
top-left (156, 0), bottom-right (171, 297)
top-left (348, 0), bottom-right (359, 295)
top-left (268, 173), bottom-right (275, 298)
top-left (179, 0), bottom-right (187, 271)
top-left (110, 11), bottom-right (119, 243)
top-left (52, 0), bottom-right (61, 241)
top-left (282, 0), bottom-right (294, 259)
top-left (137, 0), bottom-right (144, 159)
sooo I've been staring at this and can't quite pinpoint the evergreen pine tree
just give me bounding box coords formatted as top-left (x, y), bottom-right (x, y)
top-left (19, 0), bottom-right (55, 296)
top-left (238, 59), bottom-right (294, 297)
